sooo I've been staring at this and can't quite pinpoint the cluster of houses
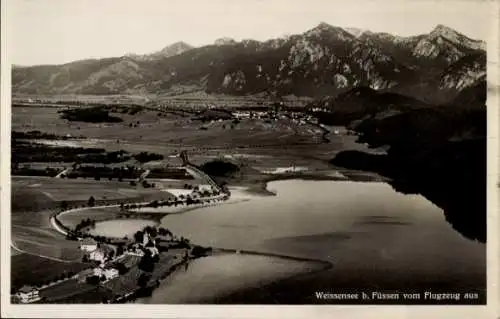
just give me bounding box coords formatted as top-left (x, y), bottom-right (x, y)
top-left (16, 285), bottom-right (41, 304)
top-left (80, 238), bottom-right (107, 263)
top-left (78, 238), bottom-right (120, 284)
top-left (76, 267), bottom-right (119, 284)
top-left (124, 231), bottom-right (160, 257)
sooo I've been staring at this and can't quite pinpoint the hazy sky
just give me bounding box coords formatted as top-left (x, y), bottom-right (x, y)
top-left (9, 0), bottom-right (496, 66)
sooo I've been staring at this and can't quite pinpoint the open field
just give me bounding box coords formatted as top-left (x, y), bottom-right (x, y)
top-left (11, 177), bottom-right (174, 261)
top-left (12, 93), bottom-right (312, 109)
top-left (12, 104), bottom-right (384, 179)
top-left (13, 106), bottom-right (327, 155)
top-left (39, 279), bottom-right (96, 302)
top-left (11, 254), bottom-right (89, 291)
top-left (50, 287), bottom-right (114, 304)
top-left (12, 176), bottom-right (173, 203)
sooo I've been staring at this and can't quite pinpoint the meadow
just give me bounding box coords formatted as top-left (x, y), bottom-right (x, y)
top-left (12, 105), bottom-right (329, 161)
top-left (11, 177), bottom-right (174, 263)
top-left (11, 254), bottom-right (89, 291)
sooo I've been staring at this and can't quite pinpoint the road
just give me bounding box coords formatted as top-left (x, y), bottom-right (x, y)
top-left (184, 164), bottom-right (223, 193)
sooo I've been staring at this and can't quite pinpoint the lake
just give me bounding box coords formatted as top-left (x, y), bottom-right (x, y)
top-left (88, 219), bottom-right (157, 238)
top-left (140, 179), bottom-right (486, 304)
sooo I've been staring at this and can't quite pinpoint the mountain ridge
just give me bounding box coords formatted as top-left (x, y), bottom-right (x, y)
top-left (12, 23), bottom-right (486, 102)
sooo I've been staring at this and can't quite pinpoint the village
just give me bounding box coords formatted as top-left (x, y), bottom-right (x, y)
top-left (15, 199), bottom-right (216, 304)
top-left (13, 155), bottom-right (226, 304)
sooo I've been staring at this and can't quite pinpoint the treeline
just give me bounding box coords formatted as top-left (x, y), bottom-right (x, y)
top-left (12, 140), bottom-right (164, 166)
top-left (74, 218), bottom-right (96, 232)
top-left (133, 152), bottom-right (164, 163)
top-left (65, 165), bottom-right (143, 180)
top-left (12, 140), bottom-right (113, 163)
top-left (12, 130), bottom-right (84, 140)
top-left (200, 160), bottom-right (240, 177)
top-left (124, 190), bottom-right (227, 211)
top-left (58, 107), bottom-right (123, 123)
top-left (147, 168), bottom-right (194, 179)
top-left (11, 166), bottom-right (60, 177)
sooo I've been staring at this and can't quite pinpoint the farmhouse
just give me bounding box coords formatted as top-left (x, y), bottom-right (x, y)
top-left (80, 238), bottom-right (98, 252)
top-left (17, 285), bottom-right (41, 303)
top-left (89, 249), bottom-right (106, 263)
top-left (93, 267), bottom-right (119, 281)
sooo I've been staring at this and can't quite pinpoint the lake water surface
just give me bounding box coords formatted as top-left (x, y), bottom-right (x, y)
top-left (89, 219), bottom-right (157, 238)
top-left (140, 179), bottom-right (485, 303)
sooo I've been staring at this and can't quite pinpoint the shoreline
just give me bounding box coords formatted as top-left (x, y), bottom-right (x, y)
top-left (28, 170), bottom-right (389, 304)
top-left (134, 247), bottom-right (333, 304)
top-left (230, 169), bottom-right (390, 196)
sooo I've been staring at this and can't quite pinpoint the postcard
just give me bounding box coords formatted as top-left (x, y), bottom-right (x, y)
top-left (1, 0), bottom-right (498, 318)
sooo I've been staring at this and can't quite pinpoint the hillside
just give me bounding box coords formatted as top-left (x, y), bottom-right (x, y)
top-left (330, 80), bottom-right (486, 242)
top-left (12, 23), bottom-right (486, 103)
top-left (307, 86), bottom-right (432, 125)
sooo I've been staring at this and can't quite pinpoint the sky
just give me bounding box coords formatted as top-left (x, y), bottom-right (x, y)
top-left (8, 0), bottom-right (497, 66)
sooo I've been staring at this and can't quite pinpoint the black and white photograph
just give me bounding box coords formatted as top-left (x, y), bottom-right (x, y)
top-left (1, 0), bottom-right (498, 316)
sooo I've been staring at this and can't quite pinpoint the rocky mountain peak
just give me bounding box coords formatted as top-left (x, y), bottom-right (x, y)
top-left (429, 24), bottom-right (485, 51)
top-left (157, 41), bottom-right (193, 56)
top-left (304, 22), bottom-right (355, 41)
top-left (344, 27), bottom-right (369, 38)
top-left (214, 37), bottom-right (237, 46)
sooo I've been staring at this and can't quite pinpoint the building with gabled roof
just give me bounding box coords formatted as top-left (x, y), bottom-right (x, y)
top-left (17, 285), bottom-right (40, 303)
top-left (80, 238), bottom-right (98, 252)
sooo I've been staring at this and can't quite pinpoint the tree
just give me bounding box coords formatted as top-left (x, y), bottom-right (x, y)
top-left (88, 196), bottom-right (96, 207)
top-left (149, 227), bottom-right (157, 238)
top-left (158, 227), bottom-right (168, 236)
top-left (137, 273), bottom-right (150, 288)
top-left (138, 250), bottom-right (154, 272)
top-left (143, 225), bottom-right (151, 233)
top-left (60, 201), bottom-right (69, 211)
top-left (115, 262), bottom-right (128, 275)
top-left (117, 245), bottom-right (124, 256)
top-left (134, 231), bottom-right (144, 243)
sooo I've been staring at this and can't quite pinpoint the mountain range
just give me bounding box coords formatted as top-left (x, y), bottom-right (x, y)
top-left (12, 22), bottom-right (486, 104)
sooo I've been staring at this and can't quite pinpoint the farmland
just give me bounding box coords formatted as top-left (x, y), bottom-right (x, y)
top-left (39, 279), bottom-right (97, 302)
top-left (11, 254), bottom-right (89, 291)
top-left (10, 101), bottom-right (385, 304)
top-left (10, 175), bottom-right (177, 292)
top-left (12, 104), bottom-right (363, 169)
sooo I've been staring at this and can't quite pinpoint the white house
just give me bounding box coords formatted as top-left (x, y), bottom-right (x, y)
top-left (93, 267), bottom-right (119, 281)
top-left (17, 285), bottom-right (41, 303)
top-left (80, 238), bottom-right (98, 252)
top-left (89, 249), bottom-right (106, 263)
top-left (125, 249), bottom-right (145, 257)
